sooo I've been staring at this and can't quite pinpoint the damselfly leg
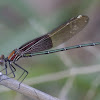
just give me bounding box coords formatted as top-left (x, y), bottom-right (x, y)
top-left (0, 61), bottom-right (16, 82)
top-left (13, 62), bottom-right (28, 88)
top-left (7, 63), bottom-right (16, 76)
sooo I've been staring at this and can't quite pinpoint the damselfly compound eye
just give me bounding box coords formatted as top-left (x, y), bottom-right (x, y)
top-left (0, 55), bottom-right (5, 66)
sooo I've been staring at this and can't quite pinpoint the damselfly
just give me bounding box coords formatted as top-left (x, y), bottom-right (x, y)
top-left (0, 15), bottom-right (100, 88)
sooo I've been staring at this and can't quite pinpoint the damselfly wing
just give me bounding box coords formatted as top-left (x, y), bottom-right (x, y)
top-left (18, 15), bottom-right (89, 55)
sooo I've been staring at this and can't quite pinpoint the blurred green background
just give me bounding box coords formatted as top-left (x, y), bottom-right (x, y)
top-left (0, 0), bottom-right (100, 100)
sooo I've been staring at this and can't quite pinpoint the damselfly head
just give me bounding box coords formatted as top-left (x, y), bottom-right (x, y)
top-left (0, 55), bottom-right (5, 66)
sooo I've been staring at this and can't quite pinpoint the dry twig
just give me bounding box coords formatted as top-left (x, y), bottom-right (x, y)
top-left (0, 74), bottom-right (60, 100)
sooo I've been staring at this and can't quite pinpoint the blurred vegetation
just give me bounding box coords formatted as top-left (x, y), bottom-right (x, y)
top-left (0, 0), bottom-right (100, 100)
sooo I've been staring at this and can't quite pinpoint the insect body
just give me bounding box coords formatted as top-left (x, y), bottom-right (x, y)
top-left (1, 15), bottom-right (98, 88)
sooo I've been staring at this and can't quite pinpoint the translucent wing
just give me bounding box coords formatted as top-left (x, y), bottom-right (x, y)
top-left (19, 15), bottom-right (89, 53)
top-left (49, 15), bottom-right (89, 47)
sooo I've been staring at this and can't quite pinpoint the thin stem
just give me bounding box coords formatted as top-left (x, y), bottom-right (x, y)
top-left (0, 74), bottom-right (60, 100)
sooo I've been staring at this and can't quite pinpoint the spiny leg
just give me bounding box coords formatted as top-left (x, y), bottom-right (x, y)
top-left (3, 62), bottom-right (16, 76)
top-left (0, 62), bottom-right (7, 74)
top-left (0, 61), bottom-right (16, 76)
top-left (7, 63), bottom-right (16, 76)
top-left (13, 62), bottom-right (28, 89)
top-left (4, 62), bottom-right (16, 76)
top-left (0, 63), bottom-right (16, 82)
top-left (8, 63), bottom-right (16, 78)
top-left (13, 62), bottom-right (40, 99)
